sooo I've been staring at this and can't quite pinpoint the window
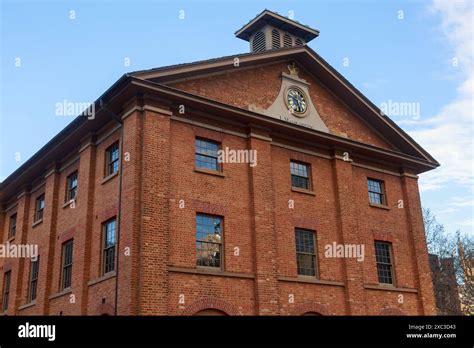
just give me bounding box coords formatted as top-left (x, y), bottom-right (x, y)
top-left (2, 271), bottom-right (11, 312)
top-left (8, 214), bottom-right (17, 239)
top-left (290, 160), bottom-right (311, 190)
top-left (105, 142), bottom-right (119, 177)
top-left (195, 138), bottom-right (221, 172)
top-left (375, 241), bottom-right (394, 284)
top-left (102, 219), bottom-right (117, 274)
top-left (66, 171), bottom-right (78, 202)
top-left (368, 178), bottom-right (385, 205)
top-left (28, 257), bottom-right (40, 302)
top-left (61, 240), bottom-right (74, 290)
top-left (295, 229), bottom-right (317, 276)
top-left (196, 214), bottom-right (222, 268)
top-left (35, 194), bottom-right (45, 222)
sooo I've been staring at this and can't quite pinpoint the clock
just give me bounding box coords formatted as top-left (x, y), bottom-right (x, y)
top-left (286, 87), bottom-right (307, 115)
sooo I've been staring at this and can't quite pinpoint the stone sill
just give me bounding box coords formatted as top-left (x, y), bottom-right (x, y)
top-left (291, 187), bottom-right (316, 196)
top-left (278, 276), bottom-right (345, 287)
top-left (32, 219), bottom-right (43, 228)
top-left (194, 167), bottom-right (225, 178)
top-left (168, 266), bottom-right (254, 279)
top-left (369, 203), bottom-right (390, 210)
top-left (364, 284), bottom-right (418, 293)
top-left (18, 301), bottom-right (36, 310)
top-left (49, 288), bottom-right (73, 300)
top-left (62, 200), bottom-right (76, 209)
top-left (88, 272), bottom-right (117, 287)
top-left (101, 171), bottom-right (119, 185)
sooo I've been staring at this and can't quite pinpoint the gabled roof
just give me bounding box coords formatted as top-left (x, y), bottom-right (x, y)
top-left (234, 9), bottom-right (320, 42)
top-left (131, 45), bottom-right (439, 166)
top-left (0, 45), bottom-right (439, 202)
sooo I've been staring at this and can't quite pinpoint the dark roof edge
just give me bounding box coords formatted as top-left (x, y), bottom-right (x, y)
top-left (302, 46), bottom-right (439, 166)
top-left (132, 46), bottom-right (439, 166)
top-left (0, 74), bottom-right (131, 191)
top-left (1, 45), bottom-right (440, 197)
top-left (129, 76), bottom-right (439, 171)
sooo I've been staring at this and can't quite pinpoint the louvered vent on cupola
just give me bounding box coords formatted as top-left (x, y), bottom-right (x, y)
top-left (235, 9), bottom-right (319, 53)
top-left (252, 31), bottom-right (266, 52)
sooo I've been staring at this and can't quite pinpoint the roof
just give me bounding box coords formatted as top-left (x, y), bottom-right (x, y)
top-left (235, 9), bottom-right (320, 42)
top-left (0, 45), bottom-right (439, 202)
top-left (131, 45), bottom-right (438, 165)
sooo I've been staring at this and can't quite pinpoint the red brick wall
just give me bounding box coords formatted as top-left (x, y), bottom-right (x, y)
top-left (170, 61), bottom-right (393, 150)
top-left (0, 61), bottom-right (436, 316)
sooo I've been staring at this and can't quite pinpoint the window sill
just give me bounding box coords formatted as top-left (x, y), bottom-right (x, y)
top-left (18, 301), bottom-right (36, 310)
top-left (62, 200), bottom-right (76, 209)
top-left (369, 203), bottom-right (390, 210)
top-left (88, 271), bottom-right (116, 287)
top-left (363, 284), bottom-right (418, 293)
top-left (194, 167), bottom-right (225, 177)
top-left (291, 187), bottom-right (316, 196)
top-left (168, 266), bottom-right (254, 279)
top-left (101, 171), bottom-right (119, 185)
top-left (32, 219), bottom-right (43, 228)
top-left (277, 276), bottom-right (345, 287)
top-left (49, 288), bottom-right (73, 300)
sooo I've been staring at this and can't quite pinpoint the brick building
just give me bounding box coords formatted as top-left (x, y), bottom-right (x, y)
top-left (429, 255), bottom-right (462, 315)
top-left (0, 10), bottom-right (439, 316)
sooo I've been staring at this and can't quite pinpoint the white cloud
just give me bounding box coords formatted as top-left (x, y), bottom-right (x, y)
top-left (410, 0), bottom-right (474, 193)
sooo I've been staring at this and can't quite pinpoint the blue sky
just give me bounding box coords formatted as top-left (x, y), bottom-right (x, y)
top-left (1, 0), bottom-right (472, 236)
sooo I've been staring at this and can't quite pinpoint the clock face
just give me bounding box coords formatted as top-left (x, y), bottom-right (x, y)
top-left (286, 87), bottom-right (307, 115)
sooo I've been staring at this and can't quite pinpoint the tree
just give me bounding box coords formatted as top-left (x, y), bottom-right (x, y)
top-left (423, 208), bottom-right (473, 315)
top-left (455, 231), bottom-right (473, 315)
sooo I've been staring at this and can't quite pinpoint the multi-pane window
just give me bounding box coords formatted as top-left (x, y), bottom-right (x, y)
top-left (2, 271), bottom-right (11, 312)
top-left (196, 214), bottom-right (223, 268)
top-left (195, 138), bottom-right (221, 172)
top-left (8, 213), bottom-right (17, 239)
top-left (375, 241), bottom-right (394, 284)
top-left (105, 142), bottom-right (119, 177)
top-left (28, 257), bottom-right (40, 302)
top-left (35, 194), bottom-right (45, 222)
top-left (61, 240), bottom-right (74, 290)
top-left (290, 160), bottom-right (311, 190)
top-left (102, 219), bottom-right (117, 274)
top-left (295, 229), bottom-right (317, 277)
top-left (368, 178), bottom-right (385, 205)
top-left (66, 171), bottom-right (78, 202)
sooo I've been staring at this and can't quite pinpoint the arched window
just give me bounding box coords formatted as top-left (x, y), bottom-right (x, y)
top-left (271, 29), bottom-right (281, 49)
top-left (283, 33), bottom-right (292, 47)
top-left (252, 31), bottom-right (266, 52)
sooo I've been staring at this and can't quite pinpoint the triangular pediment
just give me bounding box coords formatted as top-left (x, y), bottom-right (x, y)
top-left (130, 46), bottom-right (438, 164)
